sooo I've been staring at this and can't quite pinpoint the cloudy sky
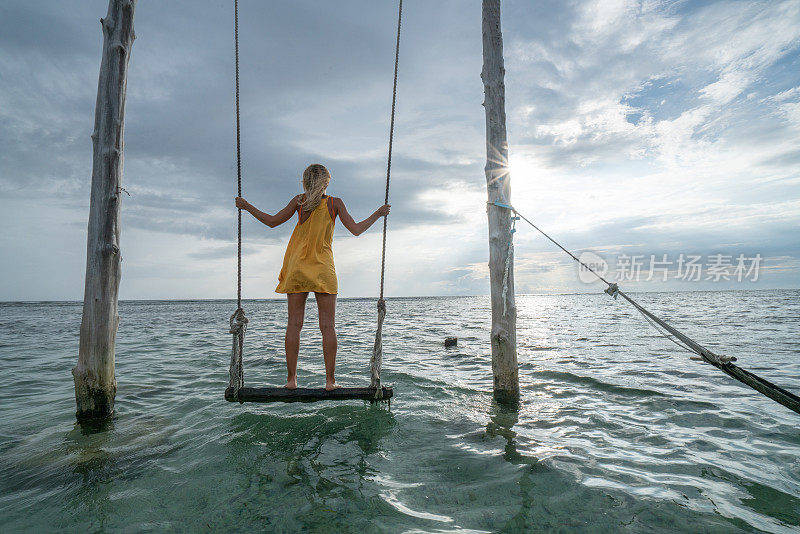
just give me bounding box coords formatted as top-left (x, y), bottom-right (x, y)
top-left (1, 0), bottom-right (799, 301)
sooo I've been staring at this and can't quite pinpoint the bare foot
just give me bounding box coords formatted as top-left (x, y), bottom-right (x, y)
top-left (284, 377), bottom-right (298, 390)
top-left (325, 382), bottom-right (341, 392)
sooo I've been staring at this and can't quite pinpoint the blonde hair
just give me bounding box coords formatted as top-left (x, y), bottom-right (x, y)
top-left (300, 164), bottom-right (331, 211)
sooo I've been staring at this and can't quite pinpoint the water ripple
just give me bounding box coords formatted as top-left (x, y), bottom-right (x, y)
top-left (0, 292), bottom-right (799, 532)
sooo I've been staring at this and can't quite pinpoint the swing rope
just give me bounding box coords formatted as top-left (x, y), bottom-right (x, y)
top-left (490, 200), bottom-right (800, 416)
top-left (228, 0), bottom-right (247, 401)
top-left (370, 0), bottom-right (403, 397)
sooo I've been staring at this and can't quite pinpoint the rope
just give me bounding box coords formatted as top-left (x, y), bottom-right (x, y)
top-left (492, 201), bottom-right (614, 286)
top-left (490, 200), bottom-right (800, 416)
top-left (228, 0), bottom-right (247, 401)
top-left (378, 0), bottom-right (402, 301)
top-left (235, 0), bottom-right (242, 310)
top-left (228, 308), bottom-right (248, 400)
top-left (501, 214), bottom-right (517, 315)
top-left (370, 299), bottom-right (386, 391)
top-left (370, 0), bottom-right (403, 398)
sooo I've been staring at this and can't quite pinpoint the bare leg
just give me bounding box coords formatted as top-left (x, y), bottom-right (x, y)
top-left (314, 292), bottom-right (339, 391)
top-left (285, 292), bottom-right (308, 389)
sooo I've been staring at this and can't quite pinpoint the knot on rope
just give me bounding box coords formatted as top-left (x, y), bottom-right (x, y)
top-left (229, 307), bottom-right (248, 334)
top-left (700, 350), bottom-right (736, 366)
top-left (228, 307), bottom-right (248, 401)
top-left (605, 283), bottom-right (620, 300)
top-left (370, 299), bottom-right (387, 391)
top-left (489, 200), bottom-right (514, 211)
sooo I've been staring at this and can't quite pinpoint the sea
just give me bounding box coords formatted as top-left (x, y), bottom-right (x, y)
top-left (1, 290), bottom-right (798, 532)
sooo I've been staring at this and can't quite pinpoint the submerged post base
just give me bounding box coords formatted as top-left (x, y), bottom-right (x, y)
top-left (72, 368), bottom-right (116, 421)
top-left (492, 386), bottom-right (520, 408)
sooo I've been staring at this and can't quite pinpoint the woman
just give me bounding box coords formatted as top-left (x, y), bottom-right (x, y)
top-left (235, 164), bottom-right (390, 391)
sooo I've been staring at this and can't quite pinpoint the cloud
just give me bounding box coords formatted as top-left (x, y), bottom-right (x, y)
top-left (0, 0), bottom-right (799, 299)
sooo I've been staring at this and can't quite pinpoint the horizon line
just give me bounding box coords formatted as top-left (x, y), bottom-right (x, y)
top-left (1, 286), bottom-right (797, 304)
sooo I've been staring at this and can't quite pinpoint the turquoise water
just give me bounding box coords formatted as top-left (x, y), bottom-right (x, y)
top-left (1, 291), bottom-right (799, 532)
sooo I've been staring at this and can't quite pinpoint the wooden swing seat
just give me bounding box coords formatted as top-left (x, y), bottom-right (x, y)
top-left (224, 386), bottom-right (393, 403)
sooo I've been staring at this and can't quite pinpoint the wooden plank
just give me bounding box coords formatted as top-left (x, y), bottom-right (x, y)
top-left (225, 386), bottom-right (393, 403)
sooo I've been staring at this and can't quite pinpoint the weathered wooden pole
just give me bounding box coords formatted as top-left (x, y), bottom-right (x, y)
top-left (72, 0), bottom-right (136, 421)
top-left (481, 0), bottom-right (519, 403)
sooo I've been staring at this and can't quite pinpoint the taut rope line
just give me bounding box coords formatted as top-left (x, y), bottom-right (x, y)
top-left (371, 0), bottom-right (403, 396)
top-left (490, 201), bottom-right (800, 416)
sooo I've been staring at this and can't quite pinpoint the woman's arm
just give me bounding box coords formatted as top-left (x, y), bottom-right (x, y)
top-left (235, 196), bottom-right (300, 228)
top-left (335, 198), bottom-right (390, 236)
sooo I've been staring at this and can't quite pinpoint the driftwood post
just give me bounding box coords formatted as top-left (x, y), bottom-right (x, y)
top-left (72, 0), bottom-right (136, 421)
top-left (481, 0), bottom-right (519, 403)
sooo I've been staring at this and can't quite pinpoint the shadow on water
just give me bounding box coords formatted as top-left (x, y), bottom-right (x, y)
top-left (1, 418), bottom-right (118, 494)
top-left (487, 400), bottom-right (530, 466)
top-left (73, 414), bottom-right (115, 436)
top-left (60, 419), bottom-right (118, 531)
top-left (56, 412), bottom-right (181, 531)
top-left (1, 417), bottom-right (123, 531)
top-left (65, 418), bottom-right (116, 479)
top-left (221, 404), bottom-right (401, 531)
top-left (228, 403), bottom-right (397, 458)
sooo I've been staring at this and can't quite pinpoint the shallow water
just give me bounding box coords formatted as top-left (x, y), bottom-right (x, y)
top-left (1, 291), bottom-right (799, 532)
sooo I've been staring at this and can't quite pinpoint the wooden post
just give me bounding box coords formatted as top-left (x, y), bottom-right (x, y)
top-left (72, 0), bottom-right (136, 421)
top-left (481, 0), bottom-right (519, 404)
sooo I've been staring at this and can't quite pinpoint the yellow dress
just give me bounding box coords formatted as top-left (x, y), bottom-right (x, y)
top-left (275, 196), bottom-right (338, 294)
